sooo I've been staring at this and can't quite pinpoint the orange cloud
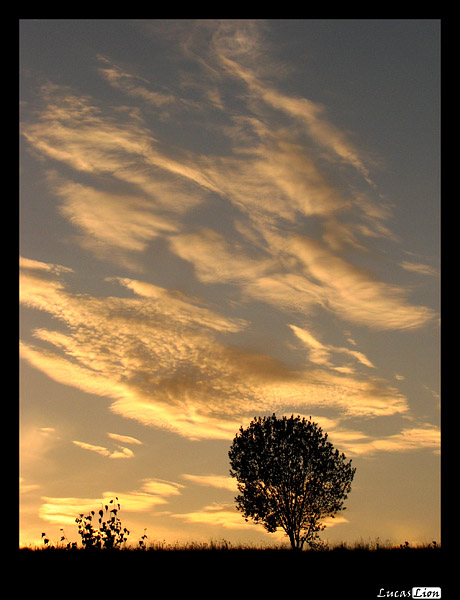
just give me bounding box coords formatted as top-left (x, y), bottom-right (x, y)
top-left (216, 48), bottom-right (372, 182)
top-left (72, 440), bottom-right (135, 459)
top-left (53, 178), bottom-right (179, 252)
top-left (38, 477), bottom-right (187, 527)
top-left (39, 491), bottom-right (169, 526)
top-left (20, 73), bottom-right (436, 336)
top-left (290, 324), bottom-right (375, 370)
top-left (289, 236), bottom-right (437, 330)
top-left (97, 55), bottom-right (177, 108)
top-left (181, 474), bottom-right (238, 492)
top-left (20, 260), bottom-right (415, 441)
top-left (107, 433), bottom-right (143, 446)
top-left (172, 502), bottom-right (259, 531)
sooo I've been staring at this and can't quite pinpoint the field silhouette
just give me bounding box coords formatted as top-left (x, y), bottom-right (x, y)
top-left (18, 540), bottom-right (443, 599)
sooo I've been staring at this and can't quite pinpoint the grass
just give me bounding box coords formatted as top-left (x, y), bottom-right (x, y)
top-left (17, 538), bottom-right (444, 599)
top-left (19, 537), bottom-right (440, 553)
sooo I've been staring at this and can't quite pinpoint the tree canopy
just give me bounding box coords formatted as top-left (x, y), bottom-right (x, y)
top-left (228, 414), bottom-right (356, 550)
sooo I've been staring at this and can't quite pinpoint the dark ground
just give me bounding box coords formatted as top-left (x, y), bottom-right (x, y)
top-left (17, 547), bottom-right (446, 599)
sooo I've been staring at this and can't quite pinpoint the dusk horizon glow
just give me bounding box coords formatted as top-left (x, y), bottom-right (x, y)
top-left (20, 19), bottom-right (440, 549)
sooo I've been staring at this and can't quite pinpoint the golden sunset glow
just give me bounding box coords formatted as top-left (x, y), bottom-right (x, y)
top-left (20, 19), bottom-right (440, 550)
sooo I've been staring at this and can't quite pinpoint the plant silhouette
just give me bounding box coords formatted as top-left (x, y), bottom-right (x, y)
top-left (76, 498), bottom-right (129, 549)
top-left (42, 498), bottom-right (130, 550)
top-left (229, 414), bottom-right (356, 550)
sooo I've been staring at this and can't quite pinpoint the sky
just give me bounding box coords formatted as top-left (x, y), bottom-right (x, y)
top-left (19, 19), bottom-right (440, 549)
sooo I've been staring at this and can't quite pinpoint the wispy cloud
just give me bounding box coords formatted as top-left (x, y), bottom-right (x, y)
top-left (97, 54), bottom-right (178, 108)
top-left (20, 42), bottom-right (436, 333)
top-left (40, 492), bottom-right (167, 526)
top-left (181, 474), bottom-right (237, 492)
top-left (140, 478), bottom-right (185, 496)
top-left (73, 440), bottom-right (135, 459)
top-left (20, 260), bottom-right (413, 442)
top-left (20, 20), bottom-right (438, 450)
top-left (288, 236), bottom-right (436, 330)
top-left (334, 423), bottom-right (441, 457)
top-left (20, 425), bottom-right (62, 472)
top-left (289, 324), bottom-right (375, 370)
top-left (51, 176), bottom-right (179, 253)
top-left (168, 227), bottom-right (273, 285)
top-left (400, 261), bottom-right (439, 277)
top-left (216, 51), bottom-right (373, 184)
top-left (38, 477), bottom-right (186, 526)
top-left (111, 276), bottom-right (246, 333)
top-left (278, 412), bottom-right (440, 458)
top-left (20, 477), bottom-right (40, 495)
top-left (172, 500), bottom-right (348, 533)
top-left (107, 433), bottom-right (143, 446)
top-left (172, 502), bottom-right (257, 531)
top-left (19, 256), bottom-right (73, 275)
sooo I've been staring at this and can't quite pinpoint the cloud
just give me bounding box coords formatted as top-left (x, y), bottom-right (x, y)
top-left (356, 424), bottom-right (440, 456)
top-left (326, 422), bottom-right (440, 458)
top-left (21, 81), bottom-right (219, 198)
top-left (20, 59), bottom-right (436, 334)
top-left (20, 82), bottom-right (216, 264)
top-left (21, 66), bottom-right (373, 256)
top-left (20, 477), bottom-right (40, 495)
top-left (274, 413), bottom-right (440, 458)
top-left (72, 441), bottom-right (113, 457)
top-left (39, 491), bottom-right (168, 526)
top-left (19, 256), bottom-right (74, 275)
top-left (140, 478), bottom-right (185, 496)
top-left (20, 260), bottom-right (413, 442)
top-left (400, 261), bottom-right (439, 277)
top-left (20, 425), bottom-right (62, 471)
top-left (172, 502), bottom-right (256, 531)
top-left (111, 276), bottom-right (246, 333)
top-left (171, 230), bottom-right (436, 329)
top-left (39, 477), bottom-right (187, 526)
top-left (19, 23), bottom-right (437, 443)
top-left (72, 440), bottom-right (135, 459)
top-left (211, 22), bottom-right (373, 183)
top-left (173, 501), bottom-right (348, 534)
top-left (168, 227), bottom-right (273, 285)
top-left (290, 324), bottom-right (375, 370)
top-left (107, 433), bottom-right (143, 446)
top-left (288, 236), bottom-right (436, 330)
top-left (181, 474), bottom-right (237, 492)
top-left (321, 515), bottom-right (349, 529)
top-left (97, 55), bottom-right (177, 108)
top-left (51, 177), bottom-right (179, 253)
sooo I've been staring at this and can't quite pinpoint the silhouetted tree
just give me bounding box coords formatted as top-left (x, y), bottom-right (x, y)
top-left (228, 414), bottom-right (356, 550)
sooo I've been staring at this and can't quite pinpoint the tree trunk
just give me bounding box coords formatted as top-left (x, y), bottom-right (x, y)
top-left (288, 531), bottom-right (302, 550)
top-left (288, 531), bottom-right (298, 550)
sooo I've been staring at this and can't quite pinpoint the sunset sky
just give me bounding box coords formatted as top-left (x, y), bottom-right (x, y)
top-left (19, 19), bottom-right (440, 549)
